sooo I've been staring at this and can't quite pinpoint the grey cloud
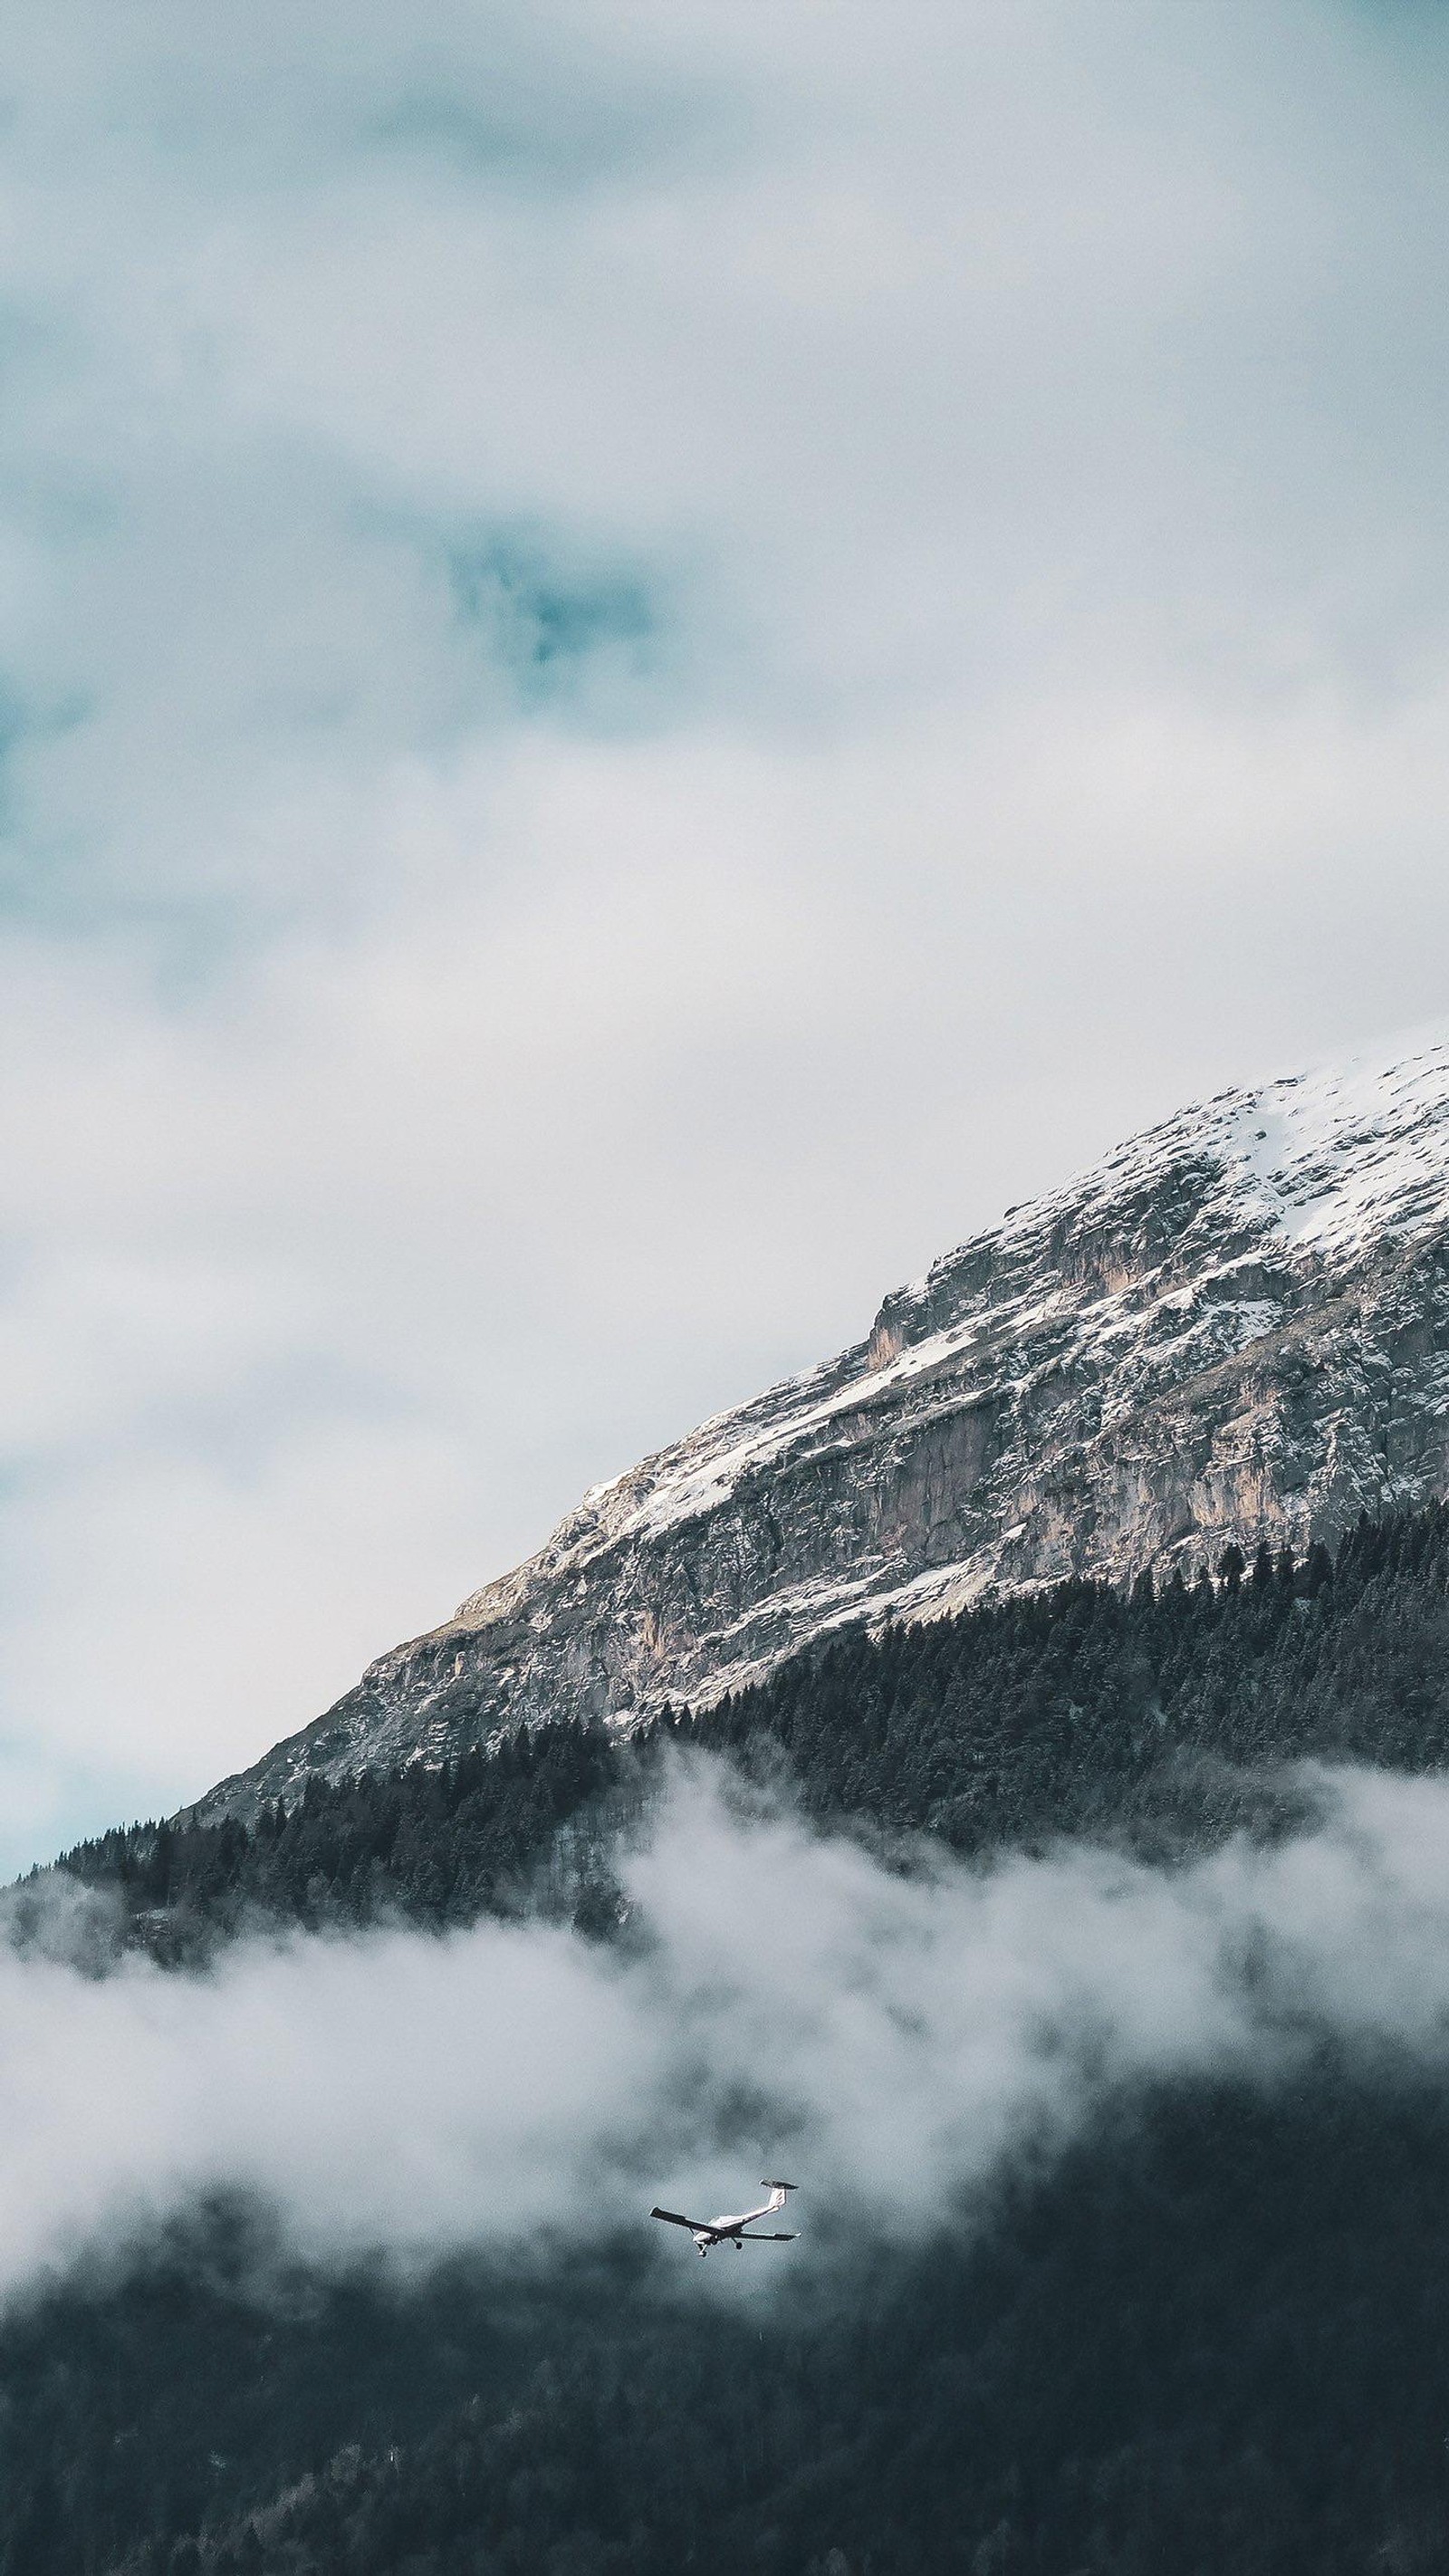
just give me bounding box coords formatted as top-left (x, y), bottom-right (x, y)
top-left (357, 58), bottom-right (734, 197)
top-left (12, 4), bottom-right (736, 191)
top-left (0, 457), bottom-right (683, 944)
top-left (6, 0), bottom-right (1449, 934)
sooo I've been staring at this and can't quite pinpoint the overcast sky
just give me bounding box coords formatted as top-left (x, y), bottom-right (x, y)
top-left (4, 0), bottom-right (1449, 1869)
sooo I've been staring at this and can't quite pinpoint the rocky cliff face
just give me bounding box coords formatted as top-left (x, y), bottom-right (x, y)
top-left (204, 1031), bottom-right (1449, 1816)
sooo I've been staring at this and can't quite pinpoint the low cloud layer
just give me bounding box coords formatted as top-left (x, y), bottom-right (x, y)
top-left (3, 1758), bottom-right (1449, 2306)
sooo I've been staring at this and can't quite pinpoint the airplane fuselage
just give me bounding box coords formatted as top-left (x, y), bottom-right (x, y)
top-left (650, 2179), bottom-right (800, 2258)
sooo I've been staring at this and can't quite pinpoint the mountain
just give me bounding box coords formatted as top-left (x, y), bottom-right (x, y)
top-left (203, 1028), bottom-right (1449, 1817)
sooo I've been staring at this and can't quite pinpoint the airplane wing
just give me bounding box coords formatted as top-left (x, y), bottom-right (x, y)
top-left (737, 2230), bottom-right (797, 2242)
top-left (650, 2206), bottom-right (709, 2232)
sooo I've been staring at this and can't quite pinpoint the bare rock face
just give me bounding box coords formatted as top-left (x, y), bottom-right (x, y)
top-left (203, 1031), bottom-right (1449, 1816)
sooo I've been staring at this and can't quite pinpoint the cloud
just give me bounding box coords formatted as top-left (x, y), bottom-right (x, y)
top-left (7, 0), bottom-right (1449, 941)
top-left (3, 1759), bottom-right (1449, 2304)
top-left (8, 680), bottom-right (1449, 1865)
top-left (9, 0), bottom-right (1449, 1857)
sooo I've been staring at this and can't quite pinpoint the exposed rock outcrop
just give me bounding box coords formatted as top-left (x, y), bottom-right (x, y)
top-left (202, 1031), bottom-right (1449, 1816)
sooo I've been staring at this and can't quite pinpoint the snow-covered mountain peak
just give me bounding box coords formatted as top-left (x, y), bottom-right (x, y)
top-left (204, 1026), bottom-right (1449, 1817)
top-left (1223, 1031), bottom-right (1449, 1253)
top-left (993, 1023), bottom-right (1449, 1259)
top-left (474, 1033), bottom-right (1449, 1583)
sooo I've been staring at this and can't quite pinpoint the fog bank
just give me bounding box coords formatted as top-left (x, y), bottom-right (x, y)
top-left (1, 1758), bottom-right (1446, 2300)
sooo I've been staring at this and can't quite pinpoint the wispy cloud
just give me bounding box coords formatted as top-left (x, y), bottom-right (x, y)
top-left (3, 1760), bottom-right (1448, 2304)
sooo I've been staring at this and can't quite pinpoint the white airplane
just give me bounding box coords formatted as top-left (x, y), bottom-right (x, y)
top-left (650, 2178), bottom-right (800, 2257)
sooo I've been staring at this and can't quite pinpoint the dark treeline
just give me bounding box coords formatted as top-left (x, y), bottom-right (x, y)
top-left (48, 1500), bottom-right (1449, 1948)
top-left (693, 1504), bottom-right (1449, 1856)
top-left (43, 1721), bottom-right (626, 1956)
top-left (4, 2071), bottom-right (1448, 2574)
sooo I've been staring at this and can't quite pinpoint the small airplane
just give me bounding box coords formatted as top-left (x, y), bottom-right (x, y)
top-left (650, 2179), bottom-right (800, 2257)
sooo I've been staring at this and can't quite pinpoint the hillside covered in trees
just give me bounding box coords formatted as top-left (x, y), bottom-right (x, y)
top-left (45, 1502), bottom-right (1449, 1949)
top-left (7, 1504), bottom-right (1449, 2572)
top-left (5, 2071), bottom-right (1447, 2576)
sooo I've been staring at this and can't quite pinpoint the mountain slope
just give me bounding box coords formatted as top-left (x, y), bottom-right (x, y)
top-left (17, 1501), bottom-right (1449, 2576)
top-left (67, 1504), bottom-right (1449, 1953)
top-left (205, 1029), bottom-right (1449, 1815)
top-left (82, 2081), bottom-right (1449, 2576)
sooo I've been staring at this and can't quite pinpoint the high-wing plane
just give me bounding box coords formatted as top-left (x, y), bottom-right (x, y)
top-left (650, 2179), bottom-right (799, 2256)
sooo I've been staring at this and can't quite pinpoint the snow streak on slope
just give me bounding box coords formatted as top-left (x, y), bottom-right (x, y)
top-left (207, 1027), bottom-right (1449, 1813)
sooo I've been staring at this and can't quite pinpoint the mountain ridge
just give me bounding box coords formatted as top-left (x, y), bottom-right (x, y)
top-left (199, 1026), bottom-right (1449, 1819)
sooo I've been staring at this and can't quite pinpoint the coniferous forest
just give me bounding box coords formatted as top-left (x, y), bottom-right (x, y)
top-left (50, 1503), bottom-right (1449, 1945)
top-left (8, 1504), bottom-right (1449, 2571)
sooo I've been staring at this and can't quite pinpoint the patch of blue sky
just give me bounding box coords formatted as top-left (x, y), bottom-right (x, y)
top-left (443, 527), bottom-right (667, 715)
